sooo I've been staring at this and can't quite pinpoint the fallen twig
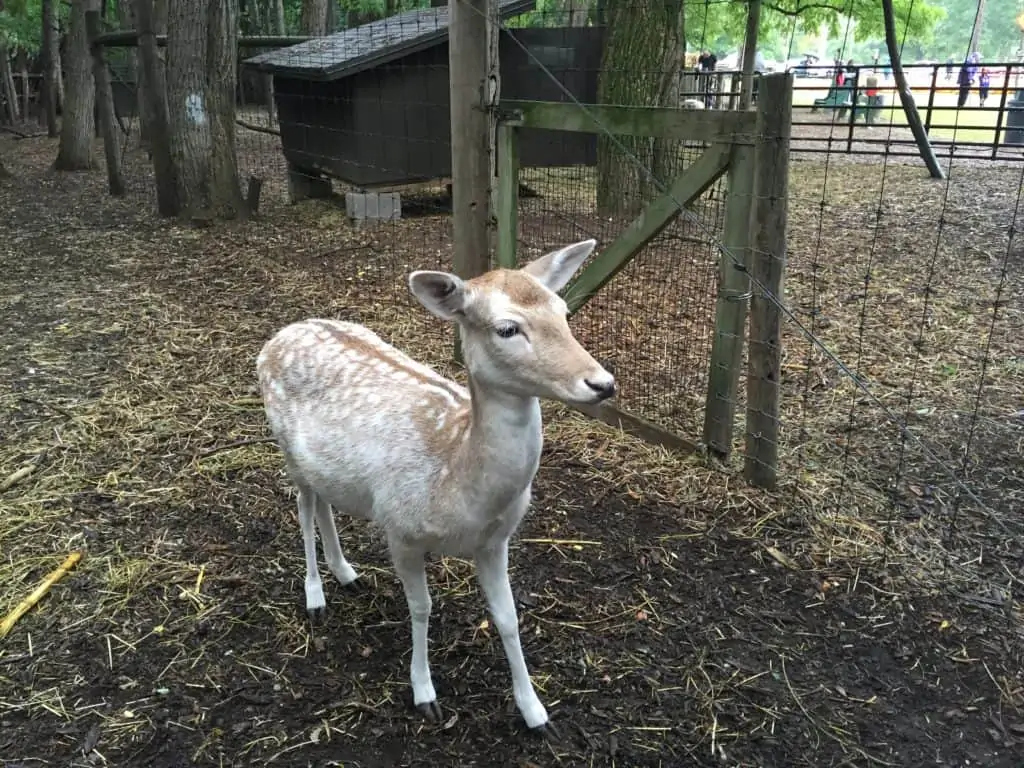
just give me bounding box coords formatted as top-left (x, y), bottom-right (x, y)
top-left (197, 436), bottom-right (276, 459)
top-left (0, 551), bottom-right (84, 638)
top-left (19, 396), bottom-right (77, 421)
top-left (0, 451), bottom-right (46, 492)
top-left (236, 118), bottom-right (281, 137)
top-left (1, 125), bottom-right (47, 139)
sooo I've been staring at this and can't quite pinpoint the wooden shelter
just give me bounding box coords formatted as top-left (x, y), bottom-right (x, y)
top-left (244, 2), bottom-right (605, 190)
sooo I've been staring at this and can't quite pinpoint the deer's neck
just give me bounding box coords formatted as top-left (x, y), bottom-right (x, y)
top-left (454, 376), bottom-right (543, 500)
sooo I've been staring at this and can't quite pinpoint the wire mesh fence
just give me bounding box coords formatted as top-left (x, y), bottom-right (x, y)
top-left (80, 0), bottom-right (1023, 590)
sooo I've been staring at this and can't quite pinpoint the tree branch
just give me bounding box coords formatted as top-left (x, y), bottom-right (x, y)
top-left (762, 1), bottom-right (847, 17)
top-left (236, 118), bottom-right (280, 136)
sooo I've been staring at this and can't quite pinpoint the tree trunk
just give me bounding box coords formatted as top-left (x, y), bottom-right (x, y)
top-left (54, 15), bottom-right (65, 113)
top-left (738, 0), bottom-right (760, 109)
top-left (0, 39), bottom-right (19, 124)
top-left (136, 0), bottom-right (179, 214)
top-left (136, 0), bottom-right (168, 146)
top-left (881, 0), bottom-right (945, 180)
top-left (566, 0), bottom-right (589, 26)
top-left (595, 0), bottom-right (684, 216)
top-left (86, 9), bottom-right (126, 195)
top-left (300, 0), bottom-right (328, 35)
top-left (261, 0), bottom-right (285, 119)
top-left (967, 0), bottom-right (986, 56)
top-left (55, 0), bottom-right (97, 171)
top-left (166, 0), bottom-right (245, 219)
top-left (325, 0), bottom-right (337, 33)
top-left (650, 1), bottom-right (684, 192)
top-left (114, 0), bottom-right (137, 128)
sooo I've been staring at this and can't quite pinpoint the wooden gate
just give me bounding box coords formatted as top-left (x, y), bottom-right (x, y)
top-left (493, 73), bottom-right (792, 489)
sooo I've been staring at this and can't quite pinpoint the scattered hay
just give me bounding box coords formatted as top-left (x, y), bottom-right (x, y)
top-left (0, 134), bottom-right (1021, 766)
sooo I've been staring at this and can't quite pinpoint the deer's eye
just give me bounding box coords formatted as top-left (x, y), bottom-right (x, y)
top-left (495, 322), bottom-right (521, 339)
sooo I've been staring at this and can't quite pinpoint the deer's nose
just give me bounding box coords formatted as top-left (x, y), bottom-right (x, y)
top-left (585, 377), bottom-right (617, 400)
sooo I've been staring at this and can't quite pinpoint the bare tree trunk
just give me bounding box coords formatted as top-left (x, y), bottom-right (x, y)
top-left (114, 0), bottom-right (137, 127)
top-left (40, 0), bottom-right (65, 132)
top-left (137, 0), bottom-right (179, 214)
top-left (167, 0), bottom-right (244, 219)
top-left (325, 0), bottom-right (337, 33)
top-left (881, 0), bottom-right (945, 179)
top-left (261, 0), bottom-right (284, 120)
top-left (300, 0), bottom-right (328, 35)
top-left (55, 0), bottom-right (97, 171)
top-left (650, 1), bottom-right (684, 195)
top-left (595, 0), bottom-right (684, 215)
top-left (86, 8), bottom-right (125, 195)
top-left (967, 0), bottom-right (986, 56)
top-left (739, 0), bottom-right (760, 109)
top-left (17, 53), bottom-right (29, 122)
top-left (0, 39), bottom-right (19, 124)
top-left (136, 0), bottom-right (168, 147)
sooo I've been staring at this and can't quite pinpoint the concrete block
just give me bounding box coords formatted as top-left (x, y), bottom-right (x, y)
top-left (346, 191), bottom-right (402, 222)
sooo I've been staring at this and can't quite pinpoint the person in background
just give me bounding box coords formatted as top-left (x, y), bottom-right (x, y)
top-left (945, 57), bottom-right (954, 81)
top-left (834, 63), bottom-right (846, 88)
top-left (978, 68), bottom-right (991, 107)
top-left (863, 72), bottom-right (881, 127)
top-left (696, 49), bottom-right (718, 108)
top-left (697, 49), bottom-right (717, 72)
top-left (966, 51), bottom-right (981, 89)
top-left (957, 61), bottom-right (973, 108)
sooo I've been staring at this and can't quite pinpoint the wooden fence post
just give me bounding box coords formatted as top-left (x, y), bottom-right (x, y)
top-left (744, 72), bottom-right (792, 490)
top-left (702, 142), bottom-right (755, 456)
top-left (449, 0), bottom-right (497, 361)
top-left (495, 121), bottom-right (519, 269)
top-left (86, 9), bottom-right (126, 197)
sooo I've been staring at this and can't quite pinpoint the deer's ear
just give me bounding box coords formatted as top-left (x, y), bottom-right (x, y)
top-left (520, 239), bottom-right (597, 293)
top-left (409, 271), bottom-right (468, 320)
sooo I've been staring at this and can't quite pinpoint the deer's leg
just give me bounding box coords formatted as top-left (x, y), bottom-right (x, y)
top-left (475, 539), bottom-right (552, 734)
top-left (296, 486), bottom-right (326, 618)
top-left (390, 542), bottom-right (441, 721)
top-left (312, 495), bottom-right (359, 587)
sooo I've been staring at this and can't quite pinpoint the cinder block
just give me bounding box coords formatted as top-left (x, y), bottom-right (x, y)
top-left (346, 191), bottom-right (402, 221)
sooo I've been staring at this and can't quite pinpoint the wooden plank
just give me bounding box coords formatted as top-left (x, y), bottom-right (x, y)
top-left (702, 143), bottom-right (755, 457)
top-left (449, 0), bottom-right (497, 361)
top-left (501, 99), bottom-right (757, 145)
top-left (495, 122), bottom-right (520, 269)
top-left (564, 143), bottom-right (730, 315)
top-left (571, 403), bottom-right (698, 456)
top-left (744, 73), bottom-right (792, 490)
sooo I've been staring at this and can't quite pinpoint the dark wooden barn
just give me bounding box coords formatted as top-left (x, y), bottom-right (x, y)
top-left (244, 2), bottom-right (605, 190)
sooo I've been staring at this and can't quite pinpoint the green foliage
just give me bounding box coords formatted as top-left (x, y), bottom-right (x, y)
top-left (931, 0), bottom-right (1022, 59)
top-left (0, 0), bottom-right (68, 54)
top-left (0, 0), bottom-right (42, 52)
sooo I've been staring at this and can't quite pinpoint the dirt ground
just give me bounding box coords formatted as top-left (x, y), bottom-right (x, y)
top-left (1, 135), bottom-right (1022, 768)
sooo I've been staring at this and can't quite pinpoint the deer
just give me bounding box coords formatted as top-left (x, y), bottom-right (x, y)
top-left (256, 238), bottom-right (615, 740)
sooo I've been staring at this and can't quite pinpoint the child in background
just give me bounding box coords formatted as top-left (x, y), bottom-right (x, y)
top-left (978, 68), bottom-right (991, 107)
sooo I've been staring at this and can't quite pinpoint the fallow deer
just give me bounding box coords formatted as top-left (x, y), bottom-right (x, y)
top-left (256, 239), bottom-right (615, 738)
